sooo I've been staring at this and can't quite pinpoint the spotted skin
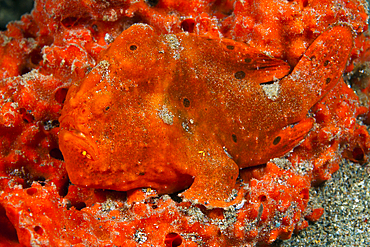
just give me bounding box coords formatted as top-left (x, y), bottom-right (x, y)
top-left (59, 24), bottom-right (353, 208)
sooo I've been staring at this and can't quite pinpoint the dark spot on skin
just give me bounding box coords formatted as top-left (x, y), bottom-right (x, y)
top-left (104, 106), bottom-right (110, 112)
top-left (232, 134), bottom-right (237, 143)
top-left (324, 60), bottom-right (330, 66)
top-left (139, 172), bottom-right (145, 176)
top-left (326, 78), bottom-right (331, 84)
top-left (235, 71), bottom-right (246, 79)
top-left (245, 57), bottom-right (252, 63)
top-left (183, 98), bottom-right (190, 107)
top-left (310, 55), bottom-right (316, 60)
top-left (226, 45), bottom-right (234, 50)
top-left (273, 136), bottom-right (281, 145)
top-left (129, 45), bottom-right (137, 51)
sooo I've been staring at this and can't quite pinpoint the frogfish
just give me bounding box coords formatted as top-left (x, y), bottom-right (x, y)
top-left (59, 24), bottom-right (353, 208)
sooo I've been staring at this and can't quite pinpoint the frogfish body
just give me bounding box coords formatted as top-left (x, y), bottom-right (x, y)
top-left (59, 24), bottom-right (353, 207)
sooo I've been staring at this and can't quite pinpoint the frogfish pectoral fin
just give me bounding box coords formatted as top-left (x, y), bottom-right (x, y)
top-left (266, 117), bottom-right (315, 159)
top-left (179, 145), bottom-right (246, 209)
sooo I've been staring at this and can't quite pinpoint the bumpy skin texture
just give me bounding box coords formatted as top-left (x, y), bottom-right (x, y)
top-left (60, 24), bottom-right (353, 207)
top-left (0, 0), bottom-right (370, 246)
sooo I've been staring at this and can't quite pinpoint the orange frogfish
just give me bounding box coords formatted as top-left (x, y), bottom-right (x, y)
top-left (59, 24), bottom-right (353, 208)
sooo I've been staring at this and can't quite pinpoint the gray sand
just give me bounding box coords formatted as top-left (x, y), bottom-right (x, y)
top-left (277, 159), bottom-right (370, 247)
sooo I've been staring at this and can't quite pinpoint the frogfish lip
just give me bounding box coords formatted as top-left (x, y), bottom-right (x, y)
top-left (59, 115), bottom-right (99, 161)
